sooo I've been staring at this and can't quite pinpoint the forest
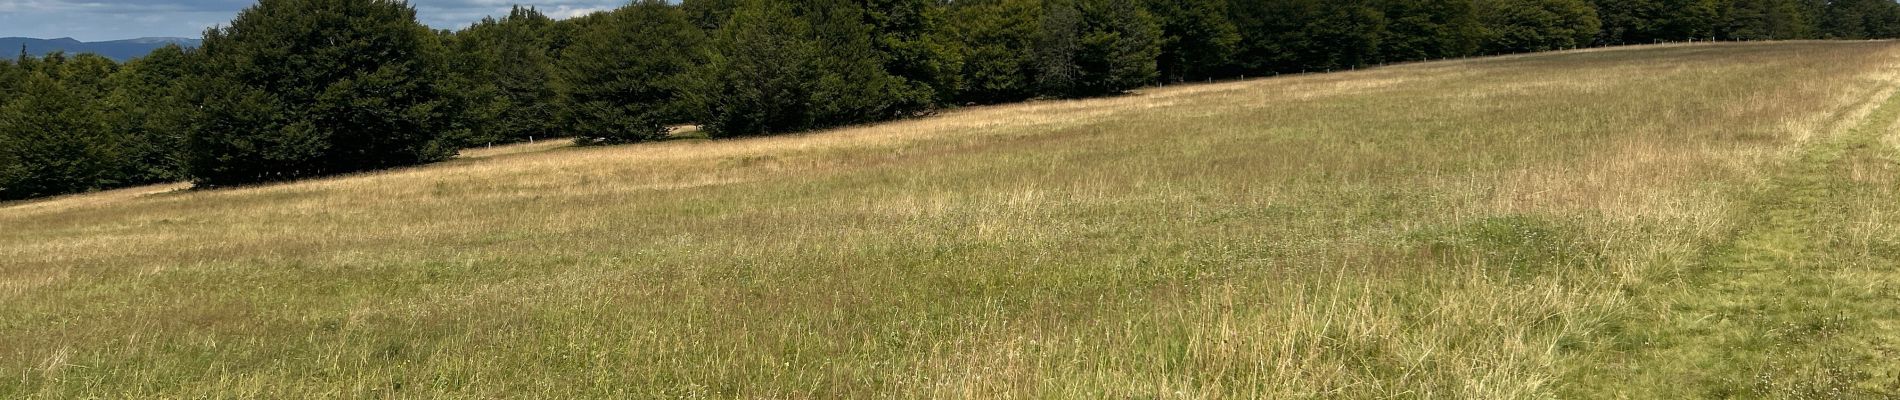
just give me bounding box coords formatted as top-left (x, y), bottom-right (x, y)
top-left (3, 0), bottom-right (1898, 200)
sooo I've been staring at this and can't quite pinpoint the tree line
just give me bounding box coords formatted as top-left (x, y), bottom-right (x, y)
top-left (4, 0), bottom-right (1898, 200)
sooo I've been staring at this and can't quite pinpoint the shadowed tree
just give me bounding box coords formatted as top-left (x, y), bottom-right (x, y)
top-left (1822, 0), bottom-right (1900, 39)
top-left (0, 60), bottom-right (122, 200)
top-left (557, 0), bottom-right (702, 145)
top-left (1036, 0), bottom-right (1162, 97)
top-left (1381, 0), bottom-right (1481, 61)
top-left (1717, 0), bottom-right (1815, 40)
top-left (688, 0), bottom-right (820, 137)
top-left (1230, 0), bottom-right (1386, 73)
top-left (802, 0), bottom-right (930, 125)
top-left (184, 0), bottom-right (462, 186)
top-left (446, 6), bottom-right (560, 146)
top-left (1591, 0), bottom-right (1717, 44)
top-left (690, 0), bottom-right (929, 136)
top-left (1475, 0), bottom-right (1601, 54)
top-left (102, 45), bottom-right (193, 183)
top-left (1146, 0), bottom-right (1241, 82)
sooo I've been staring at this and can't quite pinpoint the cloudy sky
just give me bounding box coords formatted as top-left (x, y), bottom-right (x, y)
top-left (0, 0), bottom-right (622, 41)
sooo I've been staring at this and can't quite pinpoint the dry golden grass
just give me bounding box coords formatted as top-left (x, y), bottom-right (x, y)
top-left (5, 41), bottom-right (1900, 398)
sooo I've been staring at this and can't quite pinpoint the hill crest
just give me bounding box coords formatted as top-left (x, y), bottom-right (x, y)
top-left (1, 36), bottom-right (202, 61)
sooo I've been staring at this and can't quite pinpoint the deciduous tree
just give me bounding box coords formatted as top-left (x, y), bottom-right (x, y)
top-left (557, 0), bottom-right (702, 145)
top-left (185, 0), bottom-right (461, 186)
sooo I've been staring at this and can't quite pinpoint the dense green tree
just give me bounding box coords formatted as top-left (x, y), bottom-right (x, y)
top-left (1381, 0), bottom-right (1482, 60)
top-left (53, 53), bottom-right (119, 91)
top-left (803, 0), bottom-right (932, 124)
top-left (0, 58), bottom-right (20, 107)
top-left (101, 45), bottom-right (193, 182)
top-left (1662, 0), bottom-right (1722, 40)
top-left (859, 0), bottom-right (961, 105)
top-left (437, 28), bottom-right (493, 147)
top-left (1593, 0), bottom-right (1662, 43)
top-left (0, 66), bottom-right (120, 200)
top-left (0, 50), bottom-right (192, 200)
top-left (1591, 0), bottom-right (1717, 44)
top-left (1822, 0), bottom-right (1900, 39)
top-left (1717, 0), bottom-right (1816, 40)
top-left (1303, 1), bottom-right (1388, 68)
top-left (1475, 0), bottom-right (1601, 53)
top-left (1036, 0), bottom-right (1163, 97)
top-left (1230, 0), bottom-right (1386, 73)
top-left (448, 6), bottom-right (560, 145)
top-left (689, 0), bottom-right (820, 136)
top-left (543, 11), bottom-right (599, 57)
top-left (184, 0), bottom-right (461, 186)
top-left (1227, 0), bottom-right (1294, 74)
top-left (683, 0), bottom-right (742, 31)
top-left (945, 0), bottom-right (1042, 104)
top-left (557, 0), bottom-right (703, 144)
top-left (689, 0), bottom-right (929, 136)
top-left (1146, 0), bottom-right (1241, 82)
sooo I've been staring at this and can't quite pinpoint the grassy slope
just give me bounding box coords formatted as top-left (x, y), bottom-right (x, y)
top-left (4, 41), bottom-right (1900, 398)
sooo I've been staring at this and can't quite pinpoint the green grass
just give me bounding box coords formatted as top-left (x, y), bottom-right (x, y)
top-left (4, 41), bottom-right (1900, 398)
top-left (1576, 76), bottom-right (1900, 398)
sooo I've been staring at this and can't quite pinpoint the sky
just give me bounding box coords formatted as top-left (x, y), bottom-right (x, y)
top-left (0, 0), bottom-right (622, 41)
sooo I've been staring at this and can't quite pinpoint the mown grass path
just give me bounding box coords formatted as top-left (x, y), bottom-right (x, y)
top-left (1600, 86), bottom-right (1900, 397)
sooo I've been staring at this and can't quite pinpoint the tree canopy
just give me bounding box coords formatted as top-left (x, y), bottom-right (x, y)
top-left (184, 0), bottom-right (460, 186)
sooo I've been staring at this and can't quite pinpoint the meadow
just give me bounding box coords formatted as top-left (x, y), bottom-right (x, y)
top-left (4, 41), bottom-right (1900, 398)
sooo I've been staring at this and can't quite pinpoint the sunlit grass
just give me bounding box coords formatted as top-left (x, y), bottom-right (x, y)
top-left (4, 41), bottom-right (1900, 398)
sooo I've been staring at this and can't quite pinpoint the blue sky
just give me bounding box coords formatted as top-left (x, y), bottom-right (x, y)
top-left (0, 0), bottom-right (623, 41)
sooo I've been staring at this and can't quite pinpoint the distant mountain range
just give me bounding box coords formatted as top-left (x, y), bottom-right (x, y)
top-left (1, 37), bottom-right (203, 61)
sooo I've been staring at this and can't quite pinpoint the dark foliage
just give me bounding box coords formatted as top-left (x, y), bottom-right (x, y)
top-left (0, 55), bottom-right (120, 200)
top-left (687, 0), bottom-right (820, 137)
top-left (102, 45), bottom-right (193, 183)
top-left (444, 6), bottom-right (560, 146)
top-left (557, 0), bottom-right (702, 145)
top-left (183, 0), bottom-right (460, 186)
top-left (686, 0), bottom-right (934, 137)
top-left (1035, 0), bottom-right (1162, 98)
top-left (1147, 0), bottom-right (1241, 82)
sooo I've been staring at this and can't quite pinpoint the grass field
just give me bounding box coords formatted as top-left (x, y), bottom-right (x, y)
top-left (5, 41), bottom-right (1900, 398)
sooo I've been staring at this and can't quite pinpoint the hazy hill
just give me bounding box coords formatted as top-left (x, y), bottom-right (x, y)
top-left (0, 37), bottom-right (202, 61)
